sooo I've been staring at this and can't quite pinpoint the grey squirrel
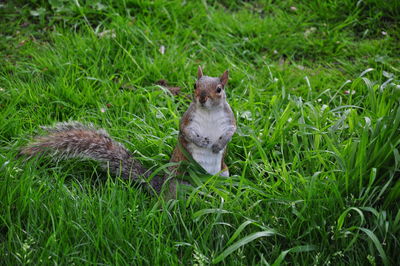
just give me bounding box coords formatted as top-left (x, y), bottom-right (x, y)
top-left (19, 67), bottom-right (236, 197)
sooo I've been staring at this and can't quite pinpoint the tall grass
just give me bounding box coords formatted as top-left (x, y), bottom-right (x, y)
top-left (1, 0), bottom-right (399, 264)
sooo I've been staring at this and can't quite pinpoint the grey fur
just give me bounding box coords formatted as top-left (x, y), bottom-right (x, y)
top-left (20, 122), bottom-right (165, 194)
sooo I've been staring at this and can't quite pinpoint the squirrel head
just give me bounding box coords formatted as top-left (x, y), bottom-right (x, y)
top-left (194, 66), bottom-right (229, 108)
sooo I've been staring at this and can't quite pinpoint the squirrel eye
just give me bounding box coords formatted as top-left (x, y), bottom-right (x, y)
top-left (216, 86), bottom-right (222, 93)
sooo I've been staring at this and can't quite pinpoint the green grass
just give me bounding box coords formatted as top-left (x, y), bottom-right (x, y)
top-left (1, 0), bottom-right (399, 264)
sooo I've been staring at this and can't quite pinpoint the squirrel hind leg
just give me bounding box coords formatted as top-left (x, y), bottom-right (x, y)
top-left (220, 161), bottom-right (229, 177)
top-left (220, 169), bottom-right (229, 177)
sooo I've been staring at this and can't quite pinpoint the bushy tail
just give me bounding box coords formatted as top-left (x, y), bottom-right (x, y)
top-left (19, 122), bottom-right (165, 193)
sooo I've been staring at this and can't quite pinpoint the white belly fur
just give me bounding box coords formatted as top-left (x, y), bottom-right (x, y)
top-left (188, 144), bottom-right (224, 175)
top-left (187, 107), bottom-right (231, 175)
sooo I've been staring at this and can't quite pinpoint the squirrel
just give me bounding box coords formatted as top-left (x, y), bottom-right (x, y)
top-left (19, 66), bottom-right (236, 198)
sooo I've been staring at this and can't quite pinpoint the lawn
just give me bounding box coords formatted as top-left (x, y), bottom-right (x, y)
top-left (1, 0), bottom-right (399, 264)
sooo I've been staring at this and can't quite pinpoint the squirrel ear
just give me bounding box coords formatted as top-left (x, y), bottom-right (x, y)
top-left (197, 66), bottom-right (203, 79)
top-left (220, 70), bottom-right (229, 86)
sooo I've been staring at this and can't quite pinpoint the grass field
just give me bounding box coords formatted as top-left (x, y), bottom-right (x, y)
top-left (1, 0), bottom-right (399, 264)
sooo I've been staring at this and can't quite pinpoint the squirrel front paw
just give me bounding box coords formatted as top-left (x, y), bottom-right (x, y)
top-left (211, 142), bottom-right (224, 153)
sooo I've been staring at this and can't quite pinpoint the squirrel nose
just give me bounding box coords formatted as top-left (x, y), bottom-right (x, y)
top-left (199, 91), bottom-right (207, 104)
